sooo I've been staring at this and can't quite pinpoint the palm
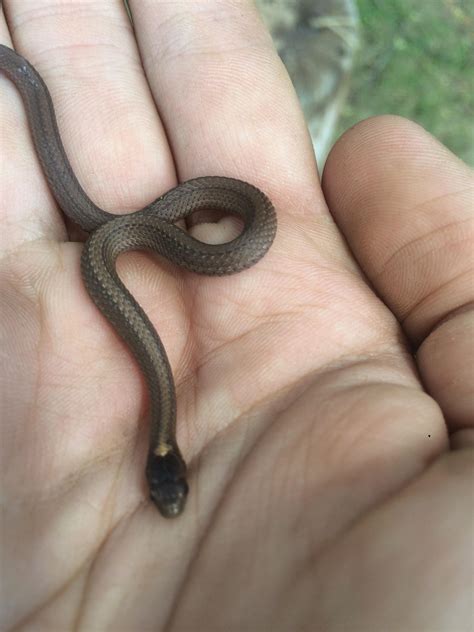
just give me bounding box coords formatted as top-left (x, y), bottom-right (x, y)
top-left (1, 3), bottom-right (472, 631)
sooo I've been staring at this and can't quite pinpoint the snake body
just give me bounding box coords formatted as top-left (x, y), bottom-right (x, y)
top-left (0, 44), bottom-right (276, 517)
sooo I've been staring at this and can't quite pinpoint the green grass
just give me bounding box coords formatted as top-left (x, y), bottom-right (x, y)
top-left (338, 0), bottom-right (474, 165)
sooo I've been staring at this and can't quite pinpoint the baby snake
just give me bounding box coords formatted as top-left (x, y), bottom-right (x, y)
top-left (0, 44), bottom-right (277, 517)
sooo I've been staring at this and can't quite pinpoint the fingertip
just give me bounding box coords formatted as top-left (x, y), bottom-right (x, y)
top-left (323, 115), bottom-right (471, 212)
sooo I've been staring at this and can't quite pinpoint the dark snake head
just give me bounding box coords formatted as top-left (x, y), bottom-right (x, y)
top-left (146, 450), bottom-right (189, 518)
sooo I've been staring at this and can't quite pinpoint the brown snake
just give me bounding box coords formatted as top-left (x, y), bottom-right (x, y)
top-left (0, 45), bottom-right (277, 518)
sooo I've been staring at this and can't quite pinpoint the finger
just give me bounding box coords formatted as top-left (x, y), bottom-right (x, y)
top-left (0, 9), bottom-right (65, 247)
top-left (126, 1), bottom-right (365, 370)
top-left (322, 116), bottom-right (474, 431)
top-left (2, 0), bottom-right (176, 244)
top-left (128, 1), bottom-right (326, 220)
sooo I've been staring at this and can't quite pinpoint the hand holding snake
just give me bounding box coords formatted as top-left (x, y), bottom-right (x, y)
top-left (1, 3), bottom-right (472, 630)
top-left (0, 44), bottom-right (276, 518)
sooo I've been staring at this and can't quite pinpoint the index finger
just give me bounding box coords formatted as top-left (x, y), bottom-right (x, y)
top-left (129, 1), bottom-right (326, 220)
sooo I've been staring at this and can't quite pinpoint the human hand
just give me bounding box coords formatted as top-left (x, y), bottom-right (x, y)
top-left (1, 2), bottom-right (472, 630)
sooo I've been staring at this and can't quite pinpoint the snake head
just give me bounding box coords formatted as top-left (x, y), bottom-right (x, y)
top-left (146, 450), bottom-right (189, 518)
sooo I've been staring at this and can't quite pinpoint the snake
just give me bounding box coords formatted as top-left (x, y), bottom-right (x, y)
top-left (0, 44), bottom-right (277, 518)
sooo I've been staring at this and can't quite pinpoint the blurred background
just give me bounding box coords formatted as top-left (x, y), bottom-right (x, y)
top-left (339, 0), bottom-right (473, 165)
top-left (124, 0), bottom-right (473, 166)
top-left (258, 0), bottom-right (474, 167)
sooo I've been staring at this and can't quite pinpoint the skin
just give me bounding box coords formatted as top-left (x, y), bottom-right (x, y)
top-left (0, 1), bottom-right (472, 631)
